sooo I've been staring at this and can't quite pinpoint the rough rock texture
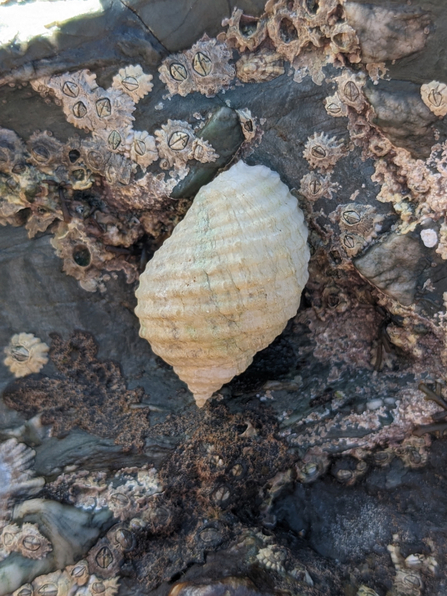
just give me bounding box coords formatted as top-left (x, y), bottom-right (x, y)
top-left (2, 0), bottom-right (447, 595)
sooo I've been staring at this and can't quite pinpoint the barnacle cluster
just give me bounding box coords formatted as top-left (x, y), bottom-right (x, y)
top-left (155, 119), bottom-right (217, 169)
top-left (159, 35), bottom-right (235, 97)
top-left (0, 523), bottom-right (51, 561)
top-left (221, 0), bottom-right (361, 86)
top-left (0, 60), bottom-right (224, 291)
top-left (387, 540), bottom-right (437, 596)
top-left (12, 567), bottom-right (119, 596)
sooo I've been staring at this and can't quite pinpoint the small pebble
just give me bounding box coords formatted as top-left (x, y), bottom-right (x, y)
top-left (420, 229), bottom-right (438, 248)
top-left (367, 398), bottom-right (384, 410)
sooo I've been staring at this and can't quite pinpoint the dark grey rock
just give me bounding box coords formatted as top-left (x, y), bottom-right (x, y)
top-left (364, 79), bottom-right (437, 158)
top-left (354, 233), bottom-right (424, 306)
top-left (172, 106), bottom-right (244, 198)
top-left (0, 226), bottom-right (192, 414)
top-left (345, 2), bottom-right (431, 64)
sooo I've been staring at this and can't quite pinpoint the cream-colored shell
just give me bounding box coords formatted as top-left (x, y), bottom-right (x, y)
top-left (135, 161), bottom-right (309, 407)
top-left (3, 333), bottom-right (49, 378)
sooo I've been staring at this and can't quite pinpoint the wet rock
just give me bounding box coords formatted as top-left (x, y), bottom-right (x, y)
top-left (130, 0), bottom-right (267, 52)
top-left (354, 233), bottom-right (424, 306)
top-left (171, 107), bottom-right (244, 198)
top-left (364, 80), bottom-right (437, 158)
top-left (0, 0), bottom-right (164, 87)
top-left (344, 2), bottom-right (431, 64)
top-left (0, 499), bottom-right (110, 595)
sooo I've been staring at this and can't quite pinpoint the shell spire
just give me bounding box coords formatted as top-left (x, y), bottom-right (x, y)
top-left (135, 161), bottom-right (309, 407)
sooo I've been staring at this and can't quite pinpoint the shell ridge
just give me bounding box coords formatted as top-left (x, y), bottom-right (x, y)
top-left (136, 161), bottom-right (309, 407)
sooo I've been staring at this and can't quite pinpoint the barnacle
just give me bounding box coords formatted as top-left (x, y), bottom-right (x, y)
top-left (111, 64), bottom-right (153, 102)
top-left (220, 8), bottom-right (268, 52)
top-left (73, 136), bottom-right (112, 174)
top-left (106, 488), bottom-right (136, 521)
top-left (266, 10), bottom-right (313, 64)
top-left (295, 0), bottom-right (340, 27)
top-left (393, 570), bottom-right (423, 596)
top-left (16, 523), bottom-right (52, 560)
top-left (92, 126), bottom-right (133, 156)
top-left (155, 120), bottom-right (217, 170)
top-left (395, 436), bottom-right (428, 468)
top-left (371, 448), bottom-right (395, 467)
top-left (188, 35), bottom-right (235, 97)
top-left (26, 131), bottom-right (65, 173)
top-left (106, 524), bottom-right (135, 553)
top-left (4, 333), bottom-right (49, 378)
top-left (303, 132), bottom-right (345, 171)
top-left (324, 93), bottom-right (348, 118)
top-left (32, 569), bottom-right (74, 596)
top-left (327, 21), bottom-right (360, 58)
top-left (299, 171), bottom-right (335, 200)
top-left (0, 200), bottom-right (24, 227)
top-left (0, 524), bottom-right (20, 555)
top-left (296, 452), bottom-right (329, 483)
top-left (104, 152), bottom-right (134, 185)
top-left (88, 537), bottom-right (123, 578)
top-left (256, 545), bottom-right (286, 572)
top-left (51, 220), bottom-right (113, 292)
top-left (159, 35), bottom-right (234, 98)
top-left (158, 54), bottom-right (195, 97)
top-left (233, 108), bottom-right (253, 142)
top-left (31, 69), bottom-right (98, 103)
top-left (332, 203), bottom-right (384, 242)
top-left (81, 574), bottom-right (119, 596)
top-left (368, 134), bottom-right (392, 158)
top-left (127, 130), bottom-right (158, 170)
top-left (335, 73), bottom-right (366, 112)
top-left (66, 559), bottom-right (90, 585)
top-left (420, 80), bottom-right (447, 117)
top-left (236, 49), bottom-right (284, 83)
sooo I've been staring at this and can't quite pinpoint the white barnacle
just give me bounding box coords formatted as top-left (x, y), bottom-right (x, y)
top-left (4, 333), bottom-right (49, 378)
top-left (421, 81), bottom-right (447, 117)
top-left (154, 120), bottom-right (217, 170)
top-left (303, 132), bottom-right (345, 172)
top-left (127, 131), bottom-right (158, 170)
top-left (111, 65), bottom-right (153, 103)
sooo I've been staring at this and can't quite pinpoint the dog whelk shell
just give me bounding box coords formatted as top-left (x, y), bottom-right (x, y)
top-left (135, 161), bottom-right (309, 407)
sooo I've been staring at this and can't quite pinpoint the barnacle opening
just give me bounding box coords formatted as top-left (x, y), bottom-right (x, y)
top-left (279, 17), bottom-right (299, 43)
top-left (10, 346), bottom-right (30, 362)
top-left (72, 244), bottom-right (91, 268)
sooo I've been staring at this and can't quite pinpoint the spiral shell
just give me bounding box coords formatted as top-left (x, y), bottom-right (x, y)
top-left (135, 161), bottom-right (309, 407)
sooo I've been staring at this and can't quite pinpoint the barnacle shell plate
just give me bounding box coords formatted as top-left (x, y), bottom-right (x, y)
top-left (135, 161), bottom-right (309, 407)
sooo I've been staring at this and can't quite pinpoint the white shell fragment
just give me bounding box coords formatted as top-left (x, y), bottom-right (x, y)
top-left (420, 228), bottom-right (438, 248)
top-left (135, 161), bottom-right (310, 407)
